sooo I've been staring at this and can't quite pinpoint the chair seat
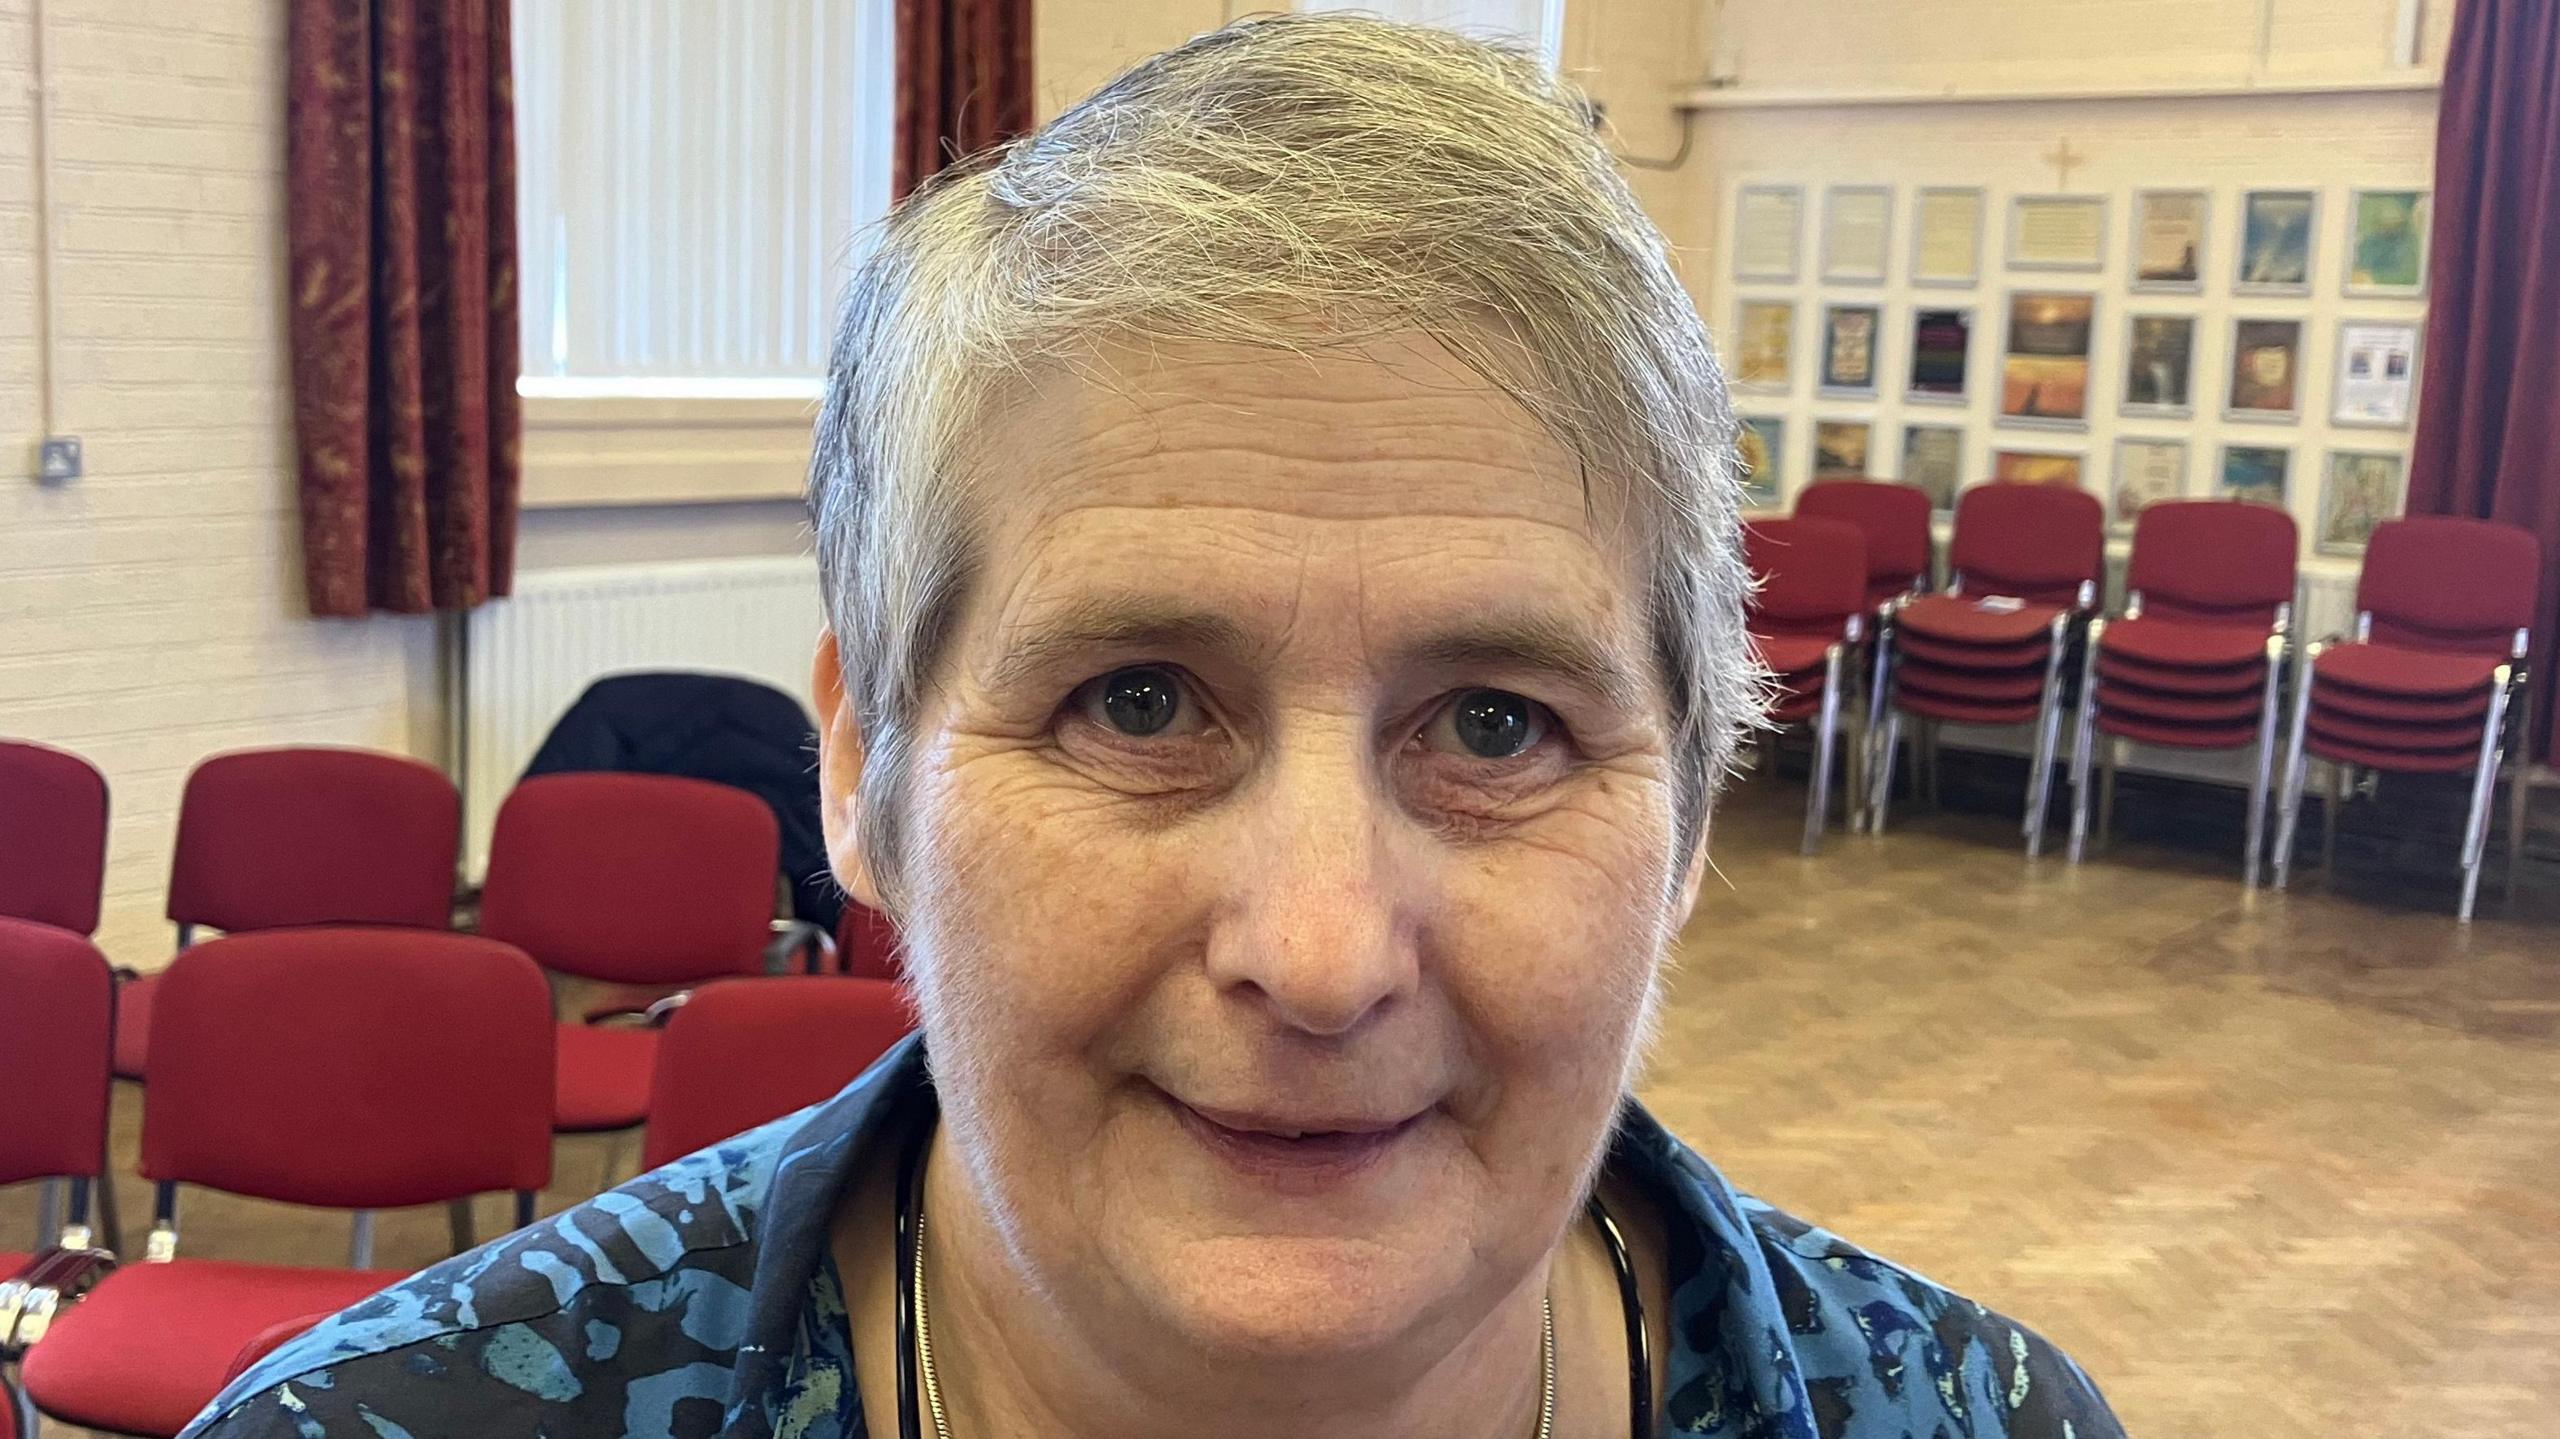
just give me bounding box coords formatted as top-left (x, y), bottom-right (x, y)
top-left (2314, 643), bottom-right (2505, 699)
top-left (113, 969), bottom-right (160, 1080)
top-left (2094, 681), bottom-right (2266, 726)
top-left (2309, 680), bottom-right (2491, 726)
top-left (2098, 616), bottom-right (2273, 671)
top-left (2304, 724), bottom-right (2484, 774)
top-left (555, 1020), bottom-right (659, 1133)
top-left (21, 1258), bottom-right (395, 1438)
top-left (1890, 629), bottom-right (2053, 671)
top-left (0, 1249), bottom-right (28, 1277)
top-left (2095, 652), bottom-right (2263, 697)
top-left (1898, 665), bottom-right (2051, 704)
top-left (2095, 711), bottom-right (2264, 750)
top-left (1895, 594), bottom-right (2067, 648)
top-left (1750, 632), bottom-right (1837, 676)
top-left (2306, 708), bottom-right (2494, 755)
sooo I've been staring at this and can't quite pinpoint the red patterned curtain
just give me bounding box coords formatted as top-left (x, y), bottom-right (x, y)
top-left (288, 0), bottom-right (521, 617)
top-left (893, 0), bottom-right (1034, 200)
top-left (2409, 0), bottom-right (2560, 761)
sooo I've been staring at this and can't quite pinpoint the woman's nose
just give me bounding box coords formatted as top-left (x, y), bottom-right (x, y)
top-left (1202, 747), bottom-right (1420, 1039)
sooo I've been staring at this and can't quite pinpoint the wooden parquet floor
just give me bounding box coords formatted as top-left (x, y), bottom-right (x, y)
top-left (5, 774), bottom-right (2555, 1437)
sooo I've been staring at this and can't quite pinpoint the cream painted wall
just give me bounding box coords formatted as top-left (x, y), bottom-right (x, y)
top-left (1, 0), bottom-right (437, 966)
top-left (1676, 0), bottom-right (2446, 570)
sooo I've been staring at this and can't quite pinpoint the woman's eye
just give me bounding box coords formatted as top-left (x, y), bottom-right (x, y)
top-left (1081, 665), bottom-right (1197, 738)
top-left (1424, 688), bottom-right (1551, 759)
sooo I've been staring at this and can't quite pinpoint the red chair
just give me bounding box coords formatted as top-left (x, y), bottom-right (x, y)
top-left (0, 917), bottom-right (117, 1351)
top-left (18, 928), bottom-right (553, 1439)
top-left (0, 741), bottom-right (109, 936)
top-left (222, 1312), bottom-right (329, 1385)
top-left (2065, 502), bottom-right (2298, 884)
top-left (1867, 482), bottom-right (2104, 854)
top-left (1795, 479), bottom-right (1935, 610)
top-left (641, 976), bottom-right (917, 1169)
top-left (477, 773), bottom-right (781, 1135)
top-left (1744, 518), bottom-right (1868, 853)
top-left (832, 900), bottom-right (908, 981)
top-left (2272, 517), bottom-right (2541, 921)
top-left (115, 747), bottom-right (462, 1081)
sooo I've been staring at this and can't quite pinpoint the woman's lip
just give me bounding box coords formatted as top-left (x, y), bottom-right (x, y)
top-left (1178, 1099), bottom-right (1420, 1137)
top-left (1160, 1090), bottom-right (1425, 1189)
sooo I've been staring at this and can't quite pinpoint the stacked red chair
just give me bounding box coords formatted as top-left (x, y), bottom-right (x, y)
top-left (116, 746), bottom-right (462, 1080)
top-left (1742, 517), bottom-right (1869, 853)
top-left (18, 929), bottom-right (554, 1439)
top-left (1794, 478), bottom-right (1935, 611)
top-left (1867, 482), bottom-right (2105, 855)
top-left (641, 976), bottom-right (918, 1169)
top-left (0, 916), bottom-right (118, 1402)
top-left (0, 740), bottom-right (109, 938)
top-left (477, 773), bottom-right (782, 1137)
top-left (2065, 502), bottom-right (2298, 885)
top-left (2271, 517), bottom-right (2541, 921)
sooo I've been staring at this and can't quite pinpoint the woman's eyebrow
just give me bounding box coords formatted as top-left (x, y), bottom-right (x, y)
top-left (1396, 615), bottom-right (1646, 711)
top-left (982, 598), bottom-right (1259, 690)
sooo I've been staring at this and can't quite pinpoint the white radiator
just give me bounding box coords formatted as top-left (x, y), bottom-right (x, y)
top-left (458, 556), bottom-right (827, 874)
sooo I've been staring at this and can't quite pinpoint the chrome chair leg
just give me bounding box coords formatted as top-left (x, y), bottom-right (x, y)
top-left (2067, 620), bottom-right (2106, 864)
top-left (2458, 670), bottom-right (2515, 923)
top-left (2024, 619), bottom-right (2071, 858)
top-left (1871, 708), bottom-right (1904, 833)
top-left (1804, 646), bottom-right (1845, 856)
top-left (2271, 644), bottom-right (2320, 888)
top-left (2322, 762), bottom-right (2345, 875)
top-left (2506, 684), bottom-right (2535, 900)
top-left (2241, 640), bottom-right (2284, 889)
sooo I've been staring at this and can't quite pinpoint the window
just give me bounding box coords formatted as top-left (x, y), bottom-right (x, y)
top-left (511, 0), bottom-right (894, 387)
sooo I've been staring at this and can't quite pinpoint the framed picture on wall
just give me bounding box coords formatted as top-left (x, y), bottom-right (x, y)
top-left (2332, 319), bottom-right (2420, 428)
top-left (1911, 186), bottom-right (1985, 288)
top-left (2130, 189), bottom-right (2208, 291)
top-left (1814, 420), bottom-right (1873, 478)
top-left (1821, 303), bottom-right (1882, 395)
top-left (1734, 184), bottom-right (1806, 283)
top-left (1900, 424), bottom-right (1964, 514)
top-left (1822, 185), bottom-right (1894, 284)
top-left (1906, 306), bottom-right (1972, 403)
top-left (2227, 318), bottom-right (2305, 422)
top-left (2216, 444), bottom-right (2292, 507)
top-left (2317, 450), bottom-right (2408, 555)
top-left (2008, 194), bottom-right (2106, 271)
top-left (2346, 189), bottom-right (2430, 297)
top-left (2121, 314), bottom-right (2196, 418)
top-left (1993, 448), bottom-right (2084, 488)
top-left (1734, 299), bottom-right (1796, 393)
top-left (1738, 416), bottom-right (1785, 508)
top-left (2000, 291), bottom-right (2095, 427)
top-left (2110, 438), bottom-right (2188, 532)
top-left (2237, 189), bottom-right (2318, 294)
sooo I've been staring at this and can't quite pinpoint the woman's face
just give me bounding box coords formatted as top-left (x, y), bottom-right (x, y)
top-left (822, 333), bottom-right (1705, 1363)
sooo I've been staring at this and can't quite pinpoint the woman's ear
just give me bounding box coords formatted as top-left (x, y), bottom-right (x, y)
top-left (812, 630), bottom-right (886, 911)
top-left (1672, 823), bottom-right (1713, 933)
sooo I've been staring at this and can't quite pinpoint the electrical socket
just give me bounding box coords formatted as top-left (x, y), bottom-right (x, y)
top-left (39, 435), bottom-right (82, 484)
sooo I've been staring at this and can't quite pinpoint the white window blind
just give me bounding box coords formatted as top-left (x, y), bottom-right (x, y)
top-left (512, 0), bottom-right (894, 384)
top-left (1294, 0), bottom-right (1565, 68)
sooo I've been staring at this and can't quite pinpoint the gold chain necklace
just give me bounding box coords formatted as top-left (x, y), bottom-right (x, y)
top-left (911, 1200), bottom-right (1558, 1439)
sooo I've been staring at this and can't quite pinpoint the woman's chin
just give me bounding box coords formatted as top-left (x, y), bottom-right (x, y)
top-left (1133, 1233), bottom-right (1466, 1362)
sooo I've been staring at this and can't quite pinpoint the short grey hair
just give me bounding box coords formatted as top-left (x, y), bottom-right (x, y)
top-left (809, 12), bottom-right (1758, 912)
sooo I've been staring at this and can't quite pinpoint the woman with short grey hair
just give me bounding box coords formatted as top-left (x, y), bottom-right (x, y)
top-left (192, 15), bottom-right (2119, 1439)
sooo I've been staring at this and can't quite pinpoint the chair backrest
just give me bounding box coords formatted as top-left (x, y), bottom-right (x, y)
top-left (835, 901), bottom-right (908, 983)
top-left (2125, 501), bottom-right (2299, 625)
top-left (224, 1315), bottom-right (330, 1386)
top-left (2356, 516), bottom-right (2543, 654)
top-left (0, 917), bottom-right (114, 1189)
top-left (1794, 479), bottom-right (1934, 602)
top-left (477, 773), bottom-right (780, 984)
top-left (1948, 482), bottom-right (2105, 605)
top-left (0, 740), bottom-right (109, 935)
top-left (642, 977), bottom-right (915, 1169)
top-left (1742, 517), bottom-right (1867, 639)
top-left (141, 929), bottom-right (553, 1207)
top-left (167, 747), bottom-right (460, 934)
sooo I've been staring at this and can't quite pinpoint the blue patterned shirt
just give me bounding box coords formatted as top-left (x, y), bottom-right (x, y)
top-left (186, 1037), bottom-right (2121, 1437)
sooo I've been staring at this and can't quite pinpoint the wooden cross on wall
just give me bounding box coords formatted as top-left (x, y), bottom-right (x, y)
top-left (2044, 137), bottom-right (2085, 189)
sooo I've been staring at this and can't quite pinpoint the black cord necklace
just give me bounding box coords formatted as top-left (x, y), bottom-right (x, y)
top-left (894, 1117), bottom-right (1652, 1438)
